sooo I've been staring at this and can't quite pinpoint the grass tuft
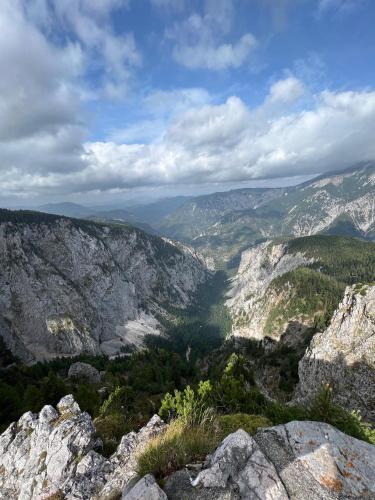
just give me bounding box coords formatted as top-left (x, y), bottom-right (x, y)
top-left (137, 419), bottom-right (219, 479)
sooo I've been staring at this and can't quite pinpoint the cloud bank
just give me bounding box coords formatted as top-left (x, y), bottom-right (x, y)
top-left (1, 0), bottom-right (375, 201)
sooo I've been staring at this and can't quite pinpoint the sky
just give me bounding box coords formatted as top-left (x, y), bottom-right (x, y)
top-left (1, 0), bottom-right (375, 206)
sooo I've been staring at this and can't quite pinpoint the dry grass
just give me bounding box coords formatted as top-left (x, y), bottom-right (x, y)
top-left (137, 419), bottom-right (219, 479)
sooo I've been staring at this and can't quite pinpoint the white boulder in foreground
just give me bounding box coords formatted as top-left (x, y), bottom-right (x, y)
top-left (166, 421), bottom-right (375, 499)
top-left (0, 395), bottom-right (374, 499)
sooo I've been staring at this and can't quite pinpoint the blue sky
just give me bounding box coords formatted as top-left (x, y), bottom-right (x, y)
top-left (1, 0), bottom-right (375, 205)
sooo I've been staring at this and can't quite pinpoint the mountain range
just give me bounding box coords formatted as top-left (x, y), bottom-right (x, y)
top-left (158, 162), bottom-right (375, 265)
top-left (0, 163), bottom-right (374, 499)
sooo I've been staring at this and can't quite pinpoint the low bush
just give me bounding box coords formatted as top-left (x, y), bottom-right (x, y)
top-left (308, 385), bottom-right (375, 444)
top-left (159, 381), bottom-right (214, 427)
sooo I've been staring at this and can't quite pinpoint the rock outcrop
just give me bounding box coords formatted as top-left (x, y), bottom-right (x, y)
top-left (122, 474), bottom-right (167, 499)
top-left (0, 395), bottom-right (166, 499)
top-left (68, 362), bottom-right (101, 385)
top-left (165, 422), bottom-right (375, 499)
top-left (0, 213), bottom-right (209, 361)
top-left (295, 284), bottom-right (375, 422)
top-left (226, 240), bottom-right (315, 341)
top-left (1, 396), bottom-right (374, 499)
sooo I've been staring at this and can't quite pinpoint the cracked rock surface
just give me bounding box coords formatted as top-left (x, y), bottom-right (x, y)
top-left (295, 285), bottom-right (375, 422)
top-left (0, 218), bottom-right (208, 362)
top-left (0, 395), bottom-right (166, 500)
top-left (165, 422), bottom-right (375, 499)
top-left (1, 397), bottom-right (374, 499)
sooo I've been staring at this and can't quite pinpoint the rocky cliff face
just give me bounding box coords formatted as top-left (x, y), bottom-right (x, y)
top-left (282, 165), bottom-right (375, 238)
top-left (1, 395), bottom-right (374, 499)
top-left (226, 240), bottom-right (315, 342)
top-left (295, 285), bottom-right (375, 422)
top-left (0, 213), bottom-right (209, 362)
top-left (226, 235), bottom-right (375, 348)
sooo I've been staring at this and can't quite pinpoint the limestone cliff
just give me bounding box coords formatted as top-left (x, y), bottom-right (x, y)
top-left (226, 239), bottom-right (316, 342)
top-left (295, 284), bottom-right (375, 422)
top-left (0, 212), bottom-right (209, 362)
top-left (226, 235), bottom-right (375, 347)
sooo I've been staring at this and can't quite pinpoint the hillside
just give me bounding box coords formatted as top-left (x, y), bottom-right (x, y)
top-left (157, 162), bottom-right (375, 265)
top-left (0, 210), bottom-right (209, 362)
top-left (227, 235), bottom-right (375, 343)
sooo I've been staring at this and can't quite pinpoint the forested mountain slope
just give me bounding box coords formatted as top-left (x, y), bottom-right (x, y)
top-left (0, 210), bottom-right (209, 362)
top-left (226, 235), bottom-right (375, 343)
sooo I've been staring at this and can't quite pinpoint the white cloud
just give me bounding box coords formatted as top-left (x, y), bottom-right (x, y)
top-left (317, 0), bottom-right (364, 14)
top-left (144, 88), bottom-right (212, 117)
top-left (5, 84), bottom-right (375, 196)
top-left (1, 1), bottom-right (375, 200)
top-left (0, 0), bottom-right (87, 185)
top-left (166, 0), bottom-right (257, 70)
top-left (267, 76), bottom-right (305, 103)
top-left (173, 34), bottom-right (257, 70)
top-left (26, 0), bottom-right (139, 99)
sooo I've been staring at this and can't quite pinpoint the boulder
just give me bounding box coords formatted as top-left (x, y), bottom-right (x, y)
top-left (68, 361), bottom-right (101, 384)
top-left (122, 474), bottom-right (167, 499)
top-left (191, 429), bottom-right (288, 500)
top-left (255, 420), bottom-right (375, 499)
top-left (166, 421), bottom-right (375, 499)
top-left (1, 396), bottom-right (374, 499)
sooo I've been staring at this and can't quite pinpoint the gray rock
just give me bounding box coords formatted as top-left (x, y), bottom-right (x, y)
top-left (97, 414), bottom-right (167, 499)
top-left (164, 470), bottom-right (239, 500)
top-left (0, 395), bottom-right (166, 500)
top-left (68, 361), bottom-right (101, 384)
top-left (295, 284), bottom-right (375, 422)
top-left (226, 240), bottom-right (315, 341)
top-left (170, 422), bottom-right (375, 499)
top-left (0, 218), bottom-right (209, 362)
top-left (255, 420), bottom-right (375, 499)
top-left (1, 395), bottom-right (374, 500)
top-left (192, 429), bottom-right (288, 499)
top-left (122, 474), bottom-right (167, 499)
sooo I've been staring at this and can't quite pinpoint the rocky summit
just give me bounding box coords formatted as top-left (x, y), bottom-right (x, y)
top-left (296, 284), bottom-right (375, 422)
top-left (0, 395), bottom-right (374, 499)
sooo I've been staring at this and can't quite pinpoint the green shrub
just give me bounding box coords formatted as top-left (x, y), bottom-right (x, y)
top-left (308, 385), bottom-right (375, 444)
top-left (159, 381), bottom-right (214, 427)
top-left (263, 400), bottom-right (307, 425)
top-left (217, 413), bottom-right (272, 438)
top-left (137, 419), bottom-right (219, 479)
top-left (99, 386), bottom-right (128, 417)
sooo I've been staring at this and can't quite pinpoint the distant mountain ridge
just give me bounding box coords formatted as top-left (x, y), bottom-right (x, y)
top-left (37, 197), bottom-right (193, 235)
top-left (157, 162), bottom-right (375, 264)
